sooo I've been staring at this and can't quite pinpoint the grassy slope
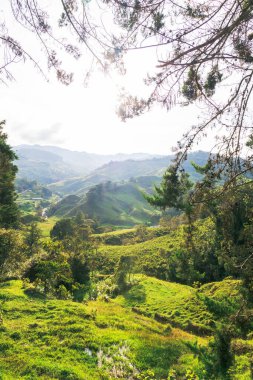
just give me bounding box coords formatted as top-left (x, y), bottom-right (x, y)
top-left (67, 182), bottom-right (162, 227)
top-left (116, 275), bottom-right (245, 334)
top-left (0, 280), bottom-right (203, 380)
top-left (48, 175), bottom-right (111, 196)
top-left (98, 229), bottom-right (183, 258)
top-left (0, 277), bottom-right (251, 379)
top-left (96, 228), bottom-right (136, 238)
top-left (37, 217), bottom-right (59, 237)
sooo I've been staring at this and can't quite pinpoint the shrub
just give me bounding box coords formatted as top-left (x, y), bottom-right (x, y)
top-left (56, 285), bottom-right (71, 300)
top-left (163, 324), bottom-right (172, 335)
top-left (10, 332), bottom-right (21, 340)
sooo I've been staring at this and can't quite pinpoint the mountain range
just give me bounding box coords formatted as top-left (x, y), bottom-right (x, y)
top-left (14, 145), bottom-right (162, 184)
top-left (15, 145), bottom-right (210, 226)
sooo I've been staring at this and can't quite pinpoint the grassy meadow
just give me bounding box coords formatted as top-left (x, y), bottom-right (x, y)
top-left (0, 280), bottom-right (206, 380)
top-left (1, 218), bottom-right (253, 379)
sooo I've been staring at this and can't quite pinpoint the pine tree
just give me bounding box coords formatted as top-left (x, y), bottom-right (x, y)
top-left (0, 121), bottom-right (19, 228)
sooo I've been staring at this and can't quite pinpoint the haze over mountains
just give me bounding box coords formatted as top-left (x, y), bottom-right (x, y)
top-left (15, 144), bottom-right (208, 186)
top-left (15, 145), bottom-right (209, 226)
top-left (14, 145), bottom-right (163, 184)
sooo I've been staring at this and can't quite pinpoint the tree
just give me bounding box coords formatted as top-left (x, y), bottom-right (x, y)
top-left (26, 239), bottom-right (73, 296)
top-left (106, 0), bottom-right (253, 183)
top-left (29, 259), bottom-right (72, 297)
top-left (2, 1), bottom-right (253, 183)
top-left (114, 255), bottom-right (135, 291)
top-left (146, 165), bottom-right (193, 215)
top-left (0, 120), bottom-right (19, 228)
top-left (24, 222), bottom-right (42, 256)
top-left (70, 253), bottom-right (90, 285)
top-left (50, 218), bottom-right (75, 241)
top-left (0, 229), bottom-right (25, 279)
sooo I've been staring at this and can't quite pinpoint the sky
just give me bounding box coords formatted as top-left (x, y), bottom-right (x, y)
top-left (0, 72), bottom-right (202, 155)
top-left (0, 1), bottom-right (207, 155)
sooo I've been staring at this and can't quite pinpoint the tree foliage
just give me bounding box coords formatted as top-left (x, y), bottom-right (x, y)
top-left (0, 229), bottom-right (25, 279)
top-left (50, 218), bottom-right (75, 241)
top-left (0, 120), bottom-right (19, 228)
top-left (146, 165), bottom-right (193, 214)
top-left (24, 222), bottom-right (42, 256)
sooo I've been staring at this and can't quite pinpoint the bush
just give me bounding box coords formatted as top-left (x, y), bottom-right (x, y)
top-left (163, 324), bottom-right (172, 335)
top-left (104, 235), bottom-right (122, 245)
top-left (0, 342), bottom-right (12, 352)
top-left (96, 278), bottom-right (118, 298)
top-left (56, 285), bottom-right (71, 300)
top-left (10, 332), bottom-right (21, 340)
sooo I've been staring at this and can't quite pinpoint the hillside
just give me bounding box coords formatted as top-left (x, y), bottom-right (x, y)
top-left (48, 174), bottom-right (162, 197)
top-left (0, 277), bottom-right (251, 379)
top-left (49, 180), bottom-right (164, 226)
top-left (46, 151), bottom-right (209, 227)
top-left (91, 157), bottom-right (171, 181)
top-left (0, 279), bottom-right (204, 379)
top-left (15, 146), bottom-right (79, 184)
top-left (116, 275), bottom-right (245, 335)
top-left (48, 174), bottom-right (113, 196)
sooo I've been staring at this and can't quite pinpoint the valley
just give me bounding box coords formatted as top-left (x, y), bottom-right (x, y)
top-left (0, 143), bottom-right (252, 379)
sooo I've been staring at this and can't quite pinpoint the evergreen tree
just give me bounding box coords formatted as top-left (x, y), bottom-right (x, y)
top-left (0, 121), bottom-right (19, 228)
top-left (145, 165), bottom-right (193, 216)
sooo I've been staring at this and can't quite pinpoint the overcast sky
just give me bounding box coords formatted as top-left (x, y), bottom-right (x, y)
top-left (0, 1), bottom-right (209, 155)
top-left (0, 58), bottom-right (208, 155)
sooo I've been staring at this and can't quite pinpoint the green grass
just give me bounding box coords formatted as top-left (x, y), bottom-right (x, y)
top-left (95, 229), bottom-right (183, 277)
top-left (0, 280), bottom-right (205, 379)
top-left (98, 229), bottom-right (182, 256)
top-left (96, 228), bottom-right (136, 238)
top-left (0, 276), bottom-right (251, 379)
top-left (116, 275), bottom-right (246, 335)
top-left (94, 226), bottom-right (170, 244)
top-left (37, 217), bottom-right (59, 237)
top-left (91, 227), bottom-right (186, 280)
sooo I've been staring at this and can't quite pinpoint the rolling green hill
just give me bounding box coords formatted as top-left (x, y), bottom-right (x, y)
top-left (48, 180), bottom-right (164, 226)
top-left (49, 195), bottom-right (81, 217)
top-left (98, 227), bottom-right (183, 257)
top-left (46, 151), bottom-right (210, 228)
top-left (48, 174), bottom-right (112, 196)
top-left (0, 279), bottom-right (204, 379)
top-left (116, 275), bottom-right (246, 335)
top-left (48, 174), bottom-right (162, 196)
top-left (0, 277), bottom-right (251, 379)
top-left (90, 150), bottom-right (208, 183)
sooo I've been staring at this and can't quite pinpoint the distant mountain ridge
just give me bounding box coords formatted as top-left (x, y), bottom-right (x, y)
top-left (14, 144), bottom-right (163, 184)
top-left (48, 150), bottom-right (209, 196)
top-left (15, 145), bottom-right (210, 227)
